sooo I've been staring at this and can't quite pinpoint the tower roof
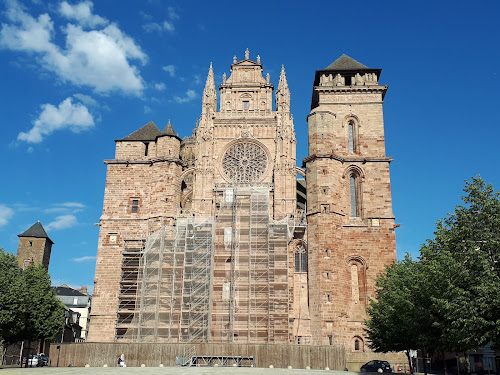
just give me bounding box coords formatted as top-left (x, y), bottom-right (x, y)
top-left (158, 120), bottom-right (181, 141)
top-left (18, 221), bottom-right (53, 244)
top-left (325, 54), bottom-right (370, 70)
top-left (118, 121), bottom-right (161, 141)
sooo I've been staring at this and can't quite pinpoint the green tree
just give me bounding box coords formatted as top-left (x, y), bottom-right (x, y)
top-left (421, 176), bottom-right (500, 349)
top-left (21, 265), bottom-right (65, 344)
top-left (0, 249), bottom-right (64, 349)
top-left (0, 249), bottom-right (26, 346)
top-left (366, 176), bottom-right (500, 373)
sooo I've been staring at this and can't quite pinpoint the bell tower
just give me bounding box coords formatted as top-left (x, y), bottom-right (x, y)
top-left (304, 55), bottom-right (397, 350)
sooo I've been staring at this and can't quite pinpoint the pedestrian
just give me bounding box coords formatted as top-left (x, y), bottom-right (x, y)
top-left (120, 352), bottom-right (126, 367)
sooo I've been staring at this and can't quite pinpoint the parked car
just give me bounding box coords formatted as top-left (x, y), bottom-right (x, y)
top-left (360, 360), bottom-right (392, 373)
top-left (27, 355), bottom-right (47, 367)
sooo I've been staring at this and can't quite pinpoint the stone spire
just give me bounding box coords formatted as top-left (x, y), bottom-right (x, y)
top-left (202, 62), bottom-right (217, 113)
top-left (276, 65), bottom-right (290, 112)
top-left (162, 120), bottom-right (176, 136)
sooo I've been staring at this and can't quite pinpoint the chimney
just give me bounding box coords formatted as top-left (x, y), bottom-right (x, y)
top-left (79, 286), bottom-right (88, 295)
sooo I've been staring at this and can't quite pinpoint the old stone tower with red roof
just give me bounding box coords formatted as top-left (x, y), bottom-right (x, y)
top-left (89, 51), bottom-right (397, 357)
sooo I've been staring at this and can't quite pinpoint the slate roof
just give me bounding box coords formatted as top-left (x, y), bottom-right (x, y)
top-left (157, 120), bottom-right (181, 141)
top-left (55, 285), bottom-right (86, 297)
top-left (118, 121), bottom-right (161, 141)
top-left (325, 54), bottom-right (370, 70)
top-left (18, 221), bottom-right (53, 244)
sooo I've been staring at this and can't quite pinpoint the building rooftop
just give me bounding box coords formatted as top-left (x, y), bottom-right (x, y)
top-left (118, 121), bottom-right (161, 141)
top-left (18, 221), bottom-right (53, 244)
top-left (325, 54), bottom-right (370, 70)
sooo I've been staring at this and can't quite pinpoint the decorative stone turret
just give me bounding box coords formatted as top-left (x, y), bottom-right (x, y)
top-left (156, 120), bottom-right (181, 158)
top-left (202, 63), bottom-right (217, 114)
top-left (276, 65), bottom-right (290, 113)
top-left (218, 49), bottom-right (274, 112)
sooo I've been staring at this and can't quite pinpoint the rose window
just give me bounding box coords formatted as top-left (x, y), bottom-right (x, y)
top-left (222, 142), bottom-right (268, 184)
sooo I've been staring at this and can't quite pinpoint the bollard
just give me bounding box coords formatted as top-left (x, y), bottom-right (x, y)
top-left (159, 364), bottom-right (164, 367)
top-left (325, 367), bottom-right (330, 371)
top-left (269, 365), bottom-right (274, 368)
top-left (306, 366), bottom-right (311, 370)
top-left (141, 364), bottom-right (146, 367)
top-left (288, 365), bottom-right (293, 369)
top-left (85, 364), bottom-right (90, 368)
top-left (233, 363), bottom-right (237, 367)
top-left (103, 364), bottom-right (108, 367)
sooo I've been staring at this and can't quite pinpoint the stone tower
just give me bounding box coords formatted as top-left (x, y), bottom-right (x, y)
top-left (17, 221), bottom-right (53, 269)
top-left (304, 55), bottom-right (396, 351)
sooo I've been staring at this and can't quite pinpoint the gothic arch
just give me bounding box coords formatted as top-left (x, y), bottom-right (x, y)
top-left (296, 167), bottom-right (306, 178)
top-left (180, 167), bottom-right (195, 182)
top-left (342, 165), bottom-right (365, 180)
top-left (345, 255), bottom-right (368, 305)
top-left (353, 336), bottom-right (364, 352)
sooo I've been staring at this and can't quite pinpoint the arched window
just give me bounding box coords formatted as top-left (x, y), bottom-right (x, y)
top-left (294, 241), bottom-right (307, 273)
top-left (350, 174), bottom-right (360, 217)
top-left (354, 336), bottom-right (364, 351)
top-left (346, 256), bottom-right (367, 306)
top-left (348, 121), bottom-right (355, 154)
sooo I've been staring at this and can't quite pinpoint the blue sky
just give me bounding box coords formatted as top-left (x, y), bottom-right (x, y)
top-left (0, 0), bottom-right (499, 293)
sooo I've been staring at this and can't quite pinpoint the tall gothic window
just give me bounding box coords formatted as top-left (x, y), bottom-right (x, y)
top-left (350, 175), bottom-right (359, 217)
top-left (294, 242), bottom-right (307, 273)
top-left (348, 122), bottom-right (355, 153)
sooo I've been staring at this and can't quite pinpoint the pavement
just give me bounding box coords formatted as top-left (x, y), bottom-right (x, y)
top-left (0, 366), bottom-right (360, 375)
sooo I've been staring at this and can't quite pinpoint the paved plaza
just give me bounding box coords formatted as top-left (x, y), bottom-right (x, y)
top-left (0, 367), bottom-right (358, 375)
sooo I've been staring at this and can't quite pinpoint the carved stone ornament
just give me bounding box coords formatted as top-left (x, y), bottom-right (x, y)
top-left (222, 141), bottom-right (268, 184)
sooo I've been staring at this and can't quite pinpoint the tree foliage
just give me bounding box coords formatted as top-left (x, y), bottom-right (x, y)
top-left (0, 248), bottom-right (64, 346)
top-left (366, 176), bottom-right (500, 369)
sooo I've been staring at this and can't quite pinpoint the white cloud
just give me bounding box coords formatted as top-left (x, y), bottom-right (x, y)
top-left (143, 21), bottom-right (174, 33)
top-left (72, 93), bottom-right (98, 107)
top-left (0, 2), bottom-right (147, 95)
top-left (144, 105), bottom-right (152, 114)
top-left (154, 82), bottom-right (166, 91)
top-left (162, 21), bottom-right (174, 32)
top-left (59, 1), bottom-right (107, 28)
top-left (18, 97), bottom-right (94, 143)
top-left (60, 202), bottom-right (86, 208)
top-left (167, 7), bottom-right (179, 20)
top-left (0, 205), bottom-right (14, 227)
top-left (162, 64), bottom-right (175, 77)
top-left (72, 255), bottom-right (96, 263)
top-left (45, 214), bottom-right (77, 230)
top-left (174, 89), bottom-right (197, 104)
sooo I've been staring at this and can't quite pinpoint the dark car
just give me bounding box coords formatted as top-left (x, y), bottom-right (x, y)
top-left (360, 360), bottom-right (392, 373)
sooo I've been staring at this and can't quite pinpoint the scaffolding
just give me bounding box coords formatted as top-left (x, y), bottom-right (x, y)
top-left (116, 218), bottom-right (214, 342)
top-left (116, 185), bottom-right (290, 344)
top-left (212, 185), bottom-right (290, 343)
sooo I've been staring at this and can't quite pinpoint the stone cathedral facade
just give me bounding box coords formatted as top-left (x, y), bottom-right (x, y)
top-left (88, 50), bottom-right (397, 354)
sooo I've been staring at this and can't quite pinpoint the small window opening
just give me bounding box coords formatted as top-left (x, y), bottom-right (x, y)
top-left (28, 241), bottom-right (33, 247)
top-left (242, 101), bottom-right (250, 110)
top-left (131, 199), bottom-right (139, 213)
top-left (327, 293), bottom-right (332, 303)
top-left (23, 259), bottom-right (32, 268)
top-left (345, 75), bottom-right (352, 85)
top-left (144, 142), bottom-right (149, 156)
top-left (325, 249), bottom-right (330, 258)
top-left (328, 335), bottom-right (333, 345)
top-left (321, 133), bottom-right (324, 139)
top-left (326, 272), bottom-right (330, 280)
top-left (354, 339), bottom-right (360, 351)
top-left (73, 297), bottom-right (78, 305)
top-left (348, 122), bottom-right (355, 154)
top-left (350, 175), bottom-right (359, 217)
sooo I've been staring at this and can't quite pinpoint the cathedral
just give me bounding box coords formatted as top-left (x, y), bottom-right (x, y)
top-left (88, 50), bottom-right (397, 353)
